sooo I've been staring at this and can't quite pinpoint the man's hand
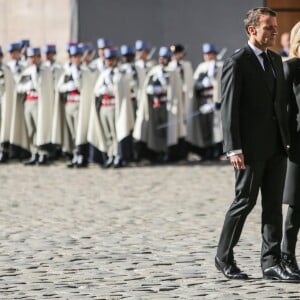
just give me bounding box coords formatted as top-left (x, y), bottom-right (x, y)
top-left (229, 154), bottom-right (245, 170)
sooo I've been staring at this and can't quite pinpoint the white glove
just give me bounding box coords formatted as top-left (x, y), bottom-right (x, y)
top-left (153, 85), bottom-right (164, 95)
top-left (201, 76), bottom-right (212, 88)
top-left (146, 85), bottom-right (154, 95)
top-left (58, 80), bottom-right (78, 93)
top-left (25, 81), bottom-right (34, 91)
top-left (65, 80), bottom-right (77, 91)
top-left (199, 103), bottom-right (215, 114)
top-left (17, 80), bottom-right (34, 93)
top-left (146, 85), bottom-right (165, 95)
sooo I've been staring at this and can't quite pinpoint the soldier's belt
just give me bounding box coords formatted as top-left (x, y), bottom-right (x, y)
top-left (153, 96), bottom-right (167, 108)
top-left (101, 94), bottom-right (115, 107)
top-left (101, 99), bottom-right (115, 107)
top-left (102, 94), bottom-right (115, 100)
top-left (66, 91), bottom-right (80, 103)
top-left (26, 90), bottom-right (39, 101)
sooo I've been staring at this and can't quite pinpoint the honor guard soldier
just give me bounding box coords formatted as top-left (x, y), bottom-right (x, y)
top-left (53, 45), bottom-right (96, 168)
top-left (135, 40), bottom-right (156, 72)
top-left (79, 41), bottom-right (100, 163)
top-left (6, 42), bottom-right (25, 76)
top-left (19, 39), bottom-right (30, 67)
top-left (0, 44), bottom-right (9, 163)
top-left (90, 38), bottom-right (112, 73)
top-left (79, 42), bottom-right (96, 71)
top-left (187, 43), bottom-right (223, 160)
top-left (42, 44), bottom-right (63, 159)
top-left (43, 44), bottom-right (58, 68)
top-left (0, 43), bottom-right (27, 162)
top-left (133, 46), bottom-right (185, 163)
top-left (63, 41), bottom-right (78, 71)
top-left (42, 44), bottom-right (62, 83)
top-left (88, 48), bottom-right (134, 168)
top-left (43, 44), bottom-right (63, 77)
top-left (0, 46), bottom-right (4, 139)
top-left (120, 44), bottom-right (147, 161)
top-left (169, 44), bottom-right (194, 113)
top-left (168, 44), bottom-right (193, 155)
top-left (120, 45), bottom-right (146, 114)
top-left (11, 47), bottom-right (55, 165)
top-left (0, 46), bottom-right (4, 107)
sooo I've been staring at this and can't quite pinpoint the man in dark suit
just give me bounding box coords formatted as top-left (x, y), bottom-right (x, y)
top-left (215, 7), bottom-right (299, 281)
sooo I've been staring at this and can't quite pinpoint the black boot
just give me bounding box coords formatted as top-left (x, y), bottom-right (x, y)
top-left (103, 156), bottom-right (114, 168)
top-left (113, 155), bottom-right (124, 168)
top-left (282, 253), bottom-right (300, 277)
top-left (0, 151), bottom-right (9, 163)
top-left (37, 154), bottom-right (49, 165)
top-left (67, 155), bottom-right (77, 168)
top-left (24, 153), bottom-right (39, 166)
top-left (75, 154), bottom-right (88, 168)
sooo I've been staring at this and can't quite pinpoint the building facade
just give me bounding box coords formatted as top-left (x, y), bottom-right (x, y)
top-left (0, 0), bottom-right (299, 66)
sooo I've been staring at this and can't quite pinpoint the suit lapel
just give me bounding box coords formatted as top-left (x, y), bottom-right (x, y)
top-left (245, 45), bottom-right (268, 80)
top-left (245, 45), bottom-right (264, 73)
top-left (245, 45), bottom-right (278, 97)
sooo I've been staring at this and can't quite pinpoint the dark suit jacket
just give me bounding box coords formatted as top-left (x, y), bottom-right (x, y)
top-left (221, 44), bottom-right (289, 163)
top-left (283, 57), bottom-right (300, 164)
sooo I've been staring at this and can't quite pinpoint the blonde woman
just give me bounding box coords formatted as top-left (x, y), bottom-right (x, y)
top-left (281, 21), bottom-right (300, 277)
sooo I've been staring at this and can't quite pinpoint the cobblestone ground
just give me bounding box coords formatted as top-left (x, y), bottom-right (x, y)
top-left (0, 158), bottom-right (299, 300)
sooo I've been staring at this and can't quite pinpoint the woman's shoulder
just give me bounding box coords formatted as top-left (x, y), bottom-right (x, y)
top-left (284, 57), bottom-right (300, 67)
top-left (284, 57), bottom-right (300, 75)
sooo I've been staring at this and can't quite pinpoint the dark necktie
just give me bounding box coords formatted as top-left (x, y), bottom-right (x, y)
top-left (260, 52), bottom-right (275, 94)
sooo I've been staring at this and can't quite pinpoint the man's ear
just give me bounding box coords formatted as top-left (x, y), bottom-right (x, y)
top-left (248, 25), bottom-right (257, 36)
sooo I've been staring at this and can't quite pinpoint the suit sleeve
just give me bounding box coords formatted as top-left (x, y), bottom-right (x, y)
top-left (221, 57), bottom-right (242, 152)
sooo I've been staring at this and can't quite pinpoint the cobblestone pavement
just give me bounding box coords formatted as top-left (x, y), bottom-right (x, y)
top-left (0, 159), bottom-right (299, 300)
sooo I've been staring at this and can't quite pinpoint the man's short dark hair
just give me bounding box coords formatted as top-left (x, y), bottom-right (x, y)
top-left (244, 7), bottom-right (277, 34)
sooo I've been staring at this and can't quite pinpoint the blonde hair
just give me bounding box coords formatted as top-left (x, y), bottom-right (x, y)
top-left (289, 21), bottom-right (300, 58)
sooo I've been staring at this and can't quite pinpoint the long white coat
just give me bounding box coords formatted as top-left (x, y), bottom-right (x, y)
top-left (9, 65), bottom-right (54, 151)
top-left (52, 68), bottom-right (97, 153)
top-left (133, 65), bottom-right (185, 152)
top-left (186, 60), bottom-right (223, 148)
top-left (87, 68), bottom-right (135, 153)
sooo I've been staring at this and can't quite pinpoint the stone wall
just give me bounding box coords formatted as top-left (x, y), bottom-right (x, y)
top-left (0, 0), bottom-right (73, 63)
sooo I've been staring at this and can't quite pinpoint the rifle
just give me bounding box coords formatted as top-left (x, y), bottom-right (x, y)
top-left (147, 47), bottom-right (156, 61)
top-left (156, 110), bottom-right (202, 130)
top-left (216, 47), bottom-right (227, 61)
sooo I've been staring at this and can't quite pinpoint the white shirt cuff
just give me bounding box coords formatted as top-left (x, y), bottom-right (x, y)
top-left (227, 149), bottom-right (243, 157)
